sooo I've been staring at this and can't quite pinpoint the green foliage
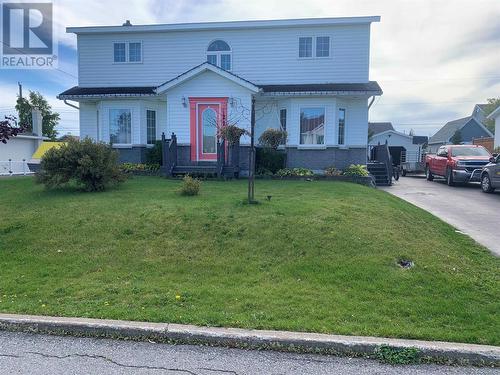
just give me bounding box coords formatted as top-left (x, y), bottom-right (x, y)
top-left (276, 167), bottom-right (313, 177)
top-left (146, 140), bottom-right (163, 165)
top-left (343, 164), bottom-right (369, 177)
top-left (15, 91), bottom-right (60, 139)
top-left (324, 166), bottom-right (342, 176)
top-left (494, 146), bottom-right (500, 154)
top-left (36, 138), bottom-right (125, 191)
top-left (179, 175), bottom-right (201, 196)
top-left (482, 98), bottom-right (500, 134)
top-left (218, 124), bottom-right (247, 145)
top-left (375, 345), bottom-right (420, 365)
top-left (256, 148), bottom-right (286, 174)
top-left (258, 128), bottom-right (287, 150)
top-left (451, 130), bottom-right (463, 145)
top-left (121, 163), bottom-right (160, 172)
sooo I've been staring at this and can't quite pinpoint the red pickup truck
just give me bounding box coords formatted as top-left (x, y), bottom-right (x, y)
top-left (425, 145), bottom-right (492, 186)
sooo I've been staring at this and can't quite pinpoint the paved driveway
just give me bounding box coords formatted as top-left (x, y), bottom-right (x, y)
top-left (381, 176), bottom-right (500, 256)
top-left (0, 331), bottom-right (496, 375)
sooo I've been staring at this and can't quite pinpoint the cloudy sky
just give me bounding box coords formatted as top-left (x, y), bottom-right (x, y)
top-left (0, 0), bottom-right (499, 137)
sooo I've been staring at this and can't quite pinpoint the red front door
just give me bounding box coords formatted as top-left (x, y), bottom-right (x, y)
top-left (189, 97), bottom-right (228, 161)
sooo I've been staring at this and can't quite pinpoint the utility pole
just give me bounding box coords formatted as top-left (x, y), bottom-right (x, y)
top-left (18, 82), bottom-right (22, 98)
top-left (247, 95), bottom-right (256, 203)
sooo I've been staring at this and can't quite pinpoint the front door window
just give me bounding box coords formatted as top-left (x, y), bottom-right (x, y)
top-left (202, 108), bottom-right (217, 154)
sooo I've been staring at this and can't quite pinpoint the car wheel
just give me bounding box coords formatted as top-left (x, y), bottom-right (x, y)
top-left (425, 165), bottom-right (434, 181)
top-left (446, 168), bottom-right (455, 186)
top-left (481, 173), bottom-right (495, 193)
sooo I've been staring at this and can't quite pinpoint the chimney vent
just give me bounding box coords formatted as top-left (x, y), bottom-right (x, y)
top-left (122, 20), bottom-right (132, 26)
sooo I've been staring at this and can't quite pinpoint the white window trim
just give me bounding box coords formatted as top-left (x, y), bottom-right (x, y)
top-left (298, 105), bottom-right (327, 148)
top-left (109, 108), bottom-right (133, 146)
top-left (113, 41), bottom-right (143, 64)
top-left (145, 108), bottom-right (157, 146)
top-left (298, 36), bottom-right (332, 59)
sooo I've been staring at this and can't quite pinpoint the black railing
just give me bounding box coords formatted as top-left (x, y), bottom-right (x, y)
top-left (370, 142), bottom-right (393, 185)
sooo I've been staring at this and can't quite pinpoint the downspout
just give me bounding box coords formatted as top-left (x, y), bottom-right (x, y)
top-left (63, 99), bottom-right (79, 110)
top-left (367, 96), bottom-right (376, 110)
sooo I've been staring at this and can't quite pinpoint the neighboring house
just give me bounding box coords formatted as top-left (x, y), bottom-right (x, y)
top-left (0, 110), bottom-right (46, 175)
top-left (471, 103), bottom-right (488, 124)
top-left (368, 122), bottom-right (427, 165)
top-left (57, 17), bottom-right (383, 173)
top-left (487, 105), bottom-right (500, 149)
top-left (428, 116), bottom-right (493, 153)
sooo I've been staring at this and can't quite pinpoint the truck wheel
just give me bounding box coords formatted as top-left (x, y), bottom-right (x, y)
top-left (425, 165), bottom-right (434, 181)
top-left (481, 173), bottom-right (495, 193)
top-left (446, 168), bottom-right (455, 186)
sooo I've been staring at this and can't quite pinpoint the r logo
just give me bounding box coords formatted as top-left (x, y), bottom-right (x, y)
top-left (2, 2), bottom-right (53, 54)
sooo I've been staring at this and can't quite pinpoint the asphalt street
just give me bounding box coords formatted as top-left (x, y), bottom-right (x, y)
top-left (0, 331), bottom-right (497, 374)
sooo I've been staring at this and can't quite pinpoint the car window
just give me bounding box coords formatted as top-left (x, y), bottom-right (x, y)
top-left (437, 147), bottom-right (447, 156)
top-left (451, 147), bottom-right (490, 157)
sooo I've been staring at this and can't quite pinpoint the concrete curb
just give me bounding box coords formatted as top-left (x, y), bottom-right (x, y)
top-left (0, 313), bottom-right (498, 366)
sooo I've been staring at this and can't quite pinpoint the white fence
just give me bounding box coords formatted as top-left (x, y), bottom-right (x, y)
top-left (0, 159), bottom-right (33, 176)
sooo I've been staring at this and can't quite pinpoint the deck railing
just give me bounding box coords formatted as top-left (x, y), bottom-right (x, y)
top-left (0, 159), bottom-right (33, 176)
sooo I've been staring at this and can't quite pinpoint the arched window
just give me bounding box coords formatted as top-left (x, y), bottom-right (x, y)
top-left (207, 40), bottom-right (231, 70)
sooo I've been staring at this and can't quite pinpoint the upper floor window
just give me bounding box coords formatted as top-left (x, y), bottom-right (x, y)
top-left (299, 36), bottom-right (330, 58)
top-left (114, 42), bottom-right (142, 63)
top-left (207, 40), bottom-right (231, 70)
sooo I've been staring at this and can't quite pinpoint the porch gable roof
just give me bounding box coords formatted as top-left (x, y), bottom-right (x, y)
top-left (155, 62), bottom-right (261, 94)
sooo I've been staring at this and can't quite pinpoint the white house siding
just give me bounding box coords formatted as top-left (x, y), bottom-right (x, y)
top-left (369, 131), bottom-right (422, 162)
top-left (79, 102), bottom-right (98, 140)
top-left (336, 97), bottom-right (368, 147)
top-left (77, 24), bottom-right (371, 87)
top-left (165, 70), bottom-right (253, 144)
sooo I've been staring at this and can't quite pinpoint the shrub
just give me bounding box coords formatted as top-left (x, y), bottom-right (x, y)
top-left (324, 166), bottom-right (342, 176)
top-left (256, 148), bottom-right (286, 174)
top-left (218, 124), bottom-right (248, 145)
top-left (343, 164), bottom-right (369, 177)
top-left (36, 138), bottom-right (125, 191)
top-left (179, 175), bottom-right (201, 196)
top-left (258, 128), bottom-right (287, 150)
top-left (276, 168), bottom-right (313, 177)
top-left (146, 140), bottom-right (163, 165)
top-left (120, 163), bottom-right (160, 173)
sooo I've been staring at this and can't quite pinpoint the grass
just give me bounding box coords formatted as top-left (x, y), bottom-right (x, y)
top-left (0, 176), bottom-right (498, 345)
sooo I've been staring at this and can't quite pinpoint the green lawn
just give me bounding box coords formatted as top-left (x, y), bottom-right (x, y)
top-left (0, 177), bottom-right (498, 345)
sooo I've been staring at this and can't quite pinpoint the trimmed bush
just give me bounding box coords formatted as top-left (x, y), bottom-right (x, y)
top-left (343, 164), bottom-right (369, 177)
top-left (258, 128), bottom-right (287, 150)
top-left (179, 175), bottom-right (201, 196)
top-left (324, 166), bottom-right (342, 176)
top-left (146, 140), bottom-right (163, 165)
top-left (36, 138), bottom-right (125, 191)
top-left (276, 168), bottom-right (314, 177)
top-left (256, 148), bottom-right (286, 174)
top-left (121, 163), bottom-right (160, 173)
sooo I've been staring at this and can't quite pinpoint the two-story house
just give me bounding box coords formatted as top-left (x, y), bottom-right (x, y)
top-left (58, 17), bottom-right (382, 174)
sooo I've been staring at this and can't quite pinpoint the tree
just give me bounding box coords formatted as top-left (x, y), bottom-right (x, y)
top-left (15, 91), bottom-right (59, 139)
top-left (409, 128), bottom-right (415, 136)
top-left (482, 98), bottom-right (500, 134)
top-left (451, 130), bottom-right (463, 145)
top-left (0, 116), bottom-right (27, 144)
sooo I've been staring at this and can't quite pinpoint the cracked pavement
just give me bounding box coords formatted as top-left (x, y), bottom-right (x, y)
top-left (0, 331), bottom-right (497, 374)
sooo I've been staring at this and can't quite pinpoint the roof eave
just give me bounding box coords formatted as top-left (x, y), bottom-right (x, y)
top-left (67, 16), bottom-right (381, 35)
top-left (487, 105), bottom-right (500, 119)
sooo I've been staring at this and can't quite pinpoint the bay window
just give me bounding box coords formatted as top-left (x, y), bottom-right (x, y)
top-left (300, 108), bottom-right (325, 145)
top-left (109, 109), bottom-right (131, 144)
